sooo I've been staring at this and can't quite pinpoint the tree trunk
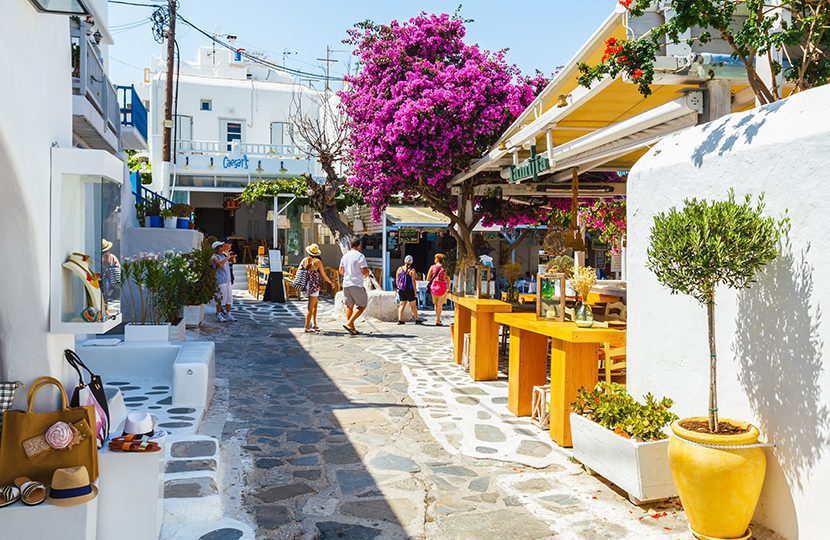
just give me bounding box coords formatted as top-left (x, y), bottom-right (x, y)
top-left (302, 171), bottom-right (354, 255)
top-left (318, 205), bottom-right (354, 255)
top-left (707, 296), bottom-right (719, 432)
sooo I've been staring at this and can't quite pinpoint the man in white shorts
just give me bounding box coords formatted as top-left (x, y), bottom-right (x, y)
top-left (211, 240), bottom-right (236, 322)
top-left (339, 236), bottom-right (370, 335)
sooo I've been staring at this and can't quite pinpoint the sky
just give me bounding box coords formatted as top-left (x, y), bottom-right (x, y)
top-left (108, 0), bottom-right (618, 88)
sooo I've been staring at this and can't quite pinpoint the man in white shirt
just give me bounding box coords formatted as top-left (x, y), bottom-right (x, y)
top-left (339, 236), bottom-right (370, 335)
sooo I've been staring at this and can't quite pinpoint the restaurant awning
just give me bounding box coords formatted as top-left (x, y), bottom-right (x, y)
top-left (385, 206), bottom-right (450, 228)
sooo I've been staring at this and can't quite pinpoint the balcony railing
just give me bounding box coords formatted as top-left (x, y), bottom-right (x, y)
top-left (71, 19), bottom-right (120, 141)
top-left (176, 139), bottom-right (311, 159)
top-left (117, 85), bottom-right (148, 142)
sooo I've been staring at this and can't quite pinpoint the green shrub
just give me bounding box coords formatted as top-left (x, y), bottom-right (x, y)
top-left (572, 382), bottom-right (678, 441)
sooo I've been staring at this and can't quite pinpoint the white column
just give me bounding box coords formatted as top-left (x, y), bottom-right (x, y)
top-left (381, 209), bottom-right (388, 291)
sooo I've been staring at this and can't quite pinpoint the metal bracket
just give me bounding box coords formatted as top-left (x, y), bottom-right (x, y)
top-left (683, 90), bottom-right (705, 115)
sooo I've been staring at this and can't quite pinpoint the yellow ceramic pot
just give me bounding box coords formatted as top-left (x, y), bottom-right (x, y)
top-left (668, 418), bottom-right (766, 540)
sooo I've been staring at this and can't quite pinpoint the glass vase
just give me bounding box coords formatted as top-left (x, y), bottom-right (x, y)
top-left (574, 300), bottom-right (594, 328)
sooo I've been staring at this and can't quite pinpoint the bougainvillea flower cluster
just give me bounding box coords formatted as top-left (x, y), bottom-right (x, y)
top-left (339, 12), bottom-right (547, 222)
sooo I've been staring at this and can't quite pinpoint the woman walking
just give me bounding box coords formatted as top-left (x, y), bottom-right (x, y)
top-left (211, 240), bottom-right (235, 322)
top-left (396, 255), bottom-right (421, 325)
top-left (301, 244), bottom-right (334, 333)
top-left (426, 253), bottom-right (451, 326)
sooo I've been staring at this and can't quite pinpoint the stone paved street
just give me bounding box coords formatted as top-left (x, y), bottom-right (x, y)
top-left (187, 296), bottom-right (782, 540)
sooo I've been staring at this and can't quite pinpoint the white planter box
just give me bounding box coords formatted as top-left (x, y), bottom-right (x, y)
top-left (163, 216), bottom-right (178, 228)
top-left (125, 323), bottom-right (170, 342)
top-left (183, 304), bottom-right (205, 328)
top-left (169, 318), bottom-right (186, 341)
top-left (570, 412), bottom-right (677, 504)
top-left (125, 320), bottom-right (186, 342)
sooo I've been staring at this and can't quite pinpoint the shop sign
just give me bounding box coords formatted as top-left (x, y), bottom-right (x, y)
top-left (223, 154), bottom-right (250, 170)
top-left (399, 227), bottom-right (420, 244)
top-left (509, 145), bottom-right (549, 183)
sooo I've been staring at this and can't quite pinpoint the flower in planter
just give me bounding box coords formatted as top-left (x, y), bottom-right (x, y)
top-left (572, 382), bottom-right (678, 442)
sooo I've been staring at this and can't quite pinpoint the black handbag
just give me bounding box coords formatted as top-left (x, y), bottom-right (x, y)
top-left (64, 349), bottom-right (111, 447)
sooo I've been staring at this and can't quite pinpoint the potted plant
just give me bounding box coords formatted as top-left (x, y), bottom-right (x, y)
top-left (646, 191), bottom-right (785, 540)
top-left (571, 382), bottom-right (678, 504)
top-left (160, 207), bottom-right (177, 229)
top-left (122, 252), bottom-right (189, 341)
top-left (171, 203), bottom-right (194, 229)
top-left (183, 241), bottom-right (218, 327)
top-left (141, 199), bottom-right (163, 228)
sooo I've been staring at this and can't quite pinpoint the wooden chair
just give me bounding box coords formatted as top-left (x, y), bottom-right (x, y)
top-left (604, 301), bottom-right (627, 322)
top-left (599, 341), bottom-right (627, 384)
top-left (240, 242), bottom-right (254, 264)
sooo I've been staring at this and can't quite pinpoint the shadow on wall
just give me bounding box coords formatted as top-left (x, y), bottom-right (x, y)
top-left (691, 99), bottom-right (786, 168)
top-left (0, 132), bottom-right (47, 385)
top-left (734, 232), bottom-right (829, 493)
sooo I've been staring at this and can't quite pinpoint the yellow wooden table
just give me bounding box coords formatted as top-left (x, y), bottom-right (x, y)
top-left (448, 294), bottom-right (512, 381)
top-left (494, 312), bottom-right (625, 447)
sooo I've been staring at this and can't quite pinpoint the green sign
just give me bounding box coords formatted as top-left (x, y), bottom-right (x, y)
top-left (399, 227), bottom-right (420, 244)
top-left (509, 145), bottom-right (550, 183)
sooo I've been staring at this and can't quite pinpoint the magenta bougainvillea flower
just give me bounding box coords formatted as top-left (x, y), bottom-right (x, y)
top-left (339, 12), bottom-right (547, 223)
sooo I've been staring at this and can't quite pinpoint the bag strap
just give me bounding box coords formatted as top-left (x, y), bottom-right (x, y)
top-left (26, 376), bottom-right (70, 413)
top-left (64, 349), bottom-right (87, 386)
top-left (64, 349), bottom-right (96, 382)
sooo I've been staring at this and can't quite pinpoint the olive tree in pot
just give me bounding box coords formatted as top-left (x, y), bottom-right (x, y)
top-left (646, 190), bottom-right (786, 540)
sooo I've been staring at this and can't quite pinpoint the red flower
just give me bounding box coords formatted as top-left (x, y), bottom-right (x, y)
top-left (619, 0), bottom-right (633, 9)
top-left (632, 68), bottom-right (644, 79)
top-left (605, 37), bottom-right (618, 47)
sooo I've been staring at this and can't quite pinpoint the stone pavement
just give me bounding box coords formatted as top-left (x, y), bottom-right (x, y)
top-left (187, 295), bottom-right (783, 540)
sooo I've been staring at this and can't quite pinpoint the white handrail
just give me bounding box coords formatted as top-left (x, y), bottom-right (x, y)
top-left (175, 139), bottom-right (311, 158)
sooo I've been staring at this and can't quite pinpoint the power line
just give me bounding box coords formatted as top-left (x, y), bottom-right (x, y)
top-left (176, 14), bottom-right (339, 82)
top-left (110, 0), bottom-right (340, 82)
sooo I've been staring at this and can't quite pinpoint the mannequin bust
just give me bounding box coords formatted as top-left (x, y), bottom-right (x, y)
top-left (62, 252), bottom-right (103, 313)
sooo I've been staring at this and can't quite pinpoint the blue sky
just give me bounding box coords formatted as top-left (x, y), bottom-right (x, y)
top-left (108, 1), bottom-right (617, 88)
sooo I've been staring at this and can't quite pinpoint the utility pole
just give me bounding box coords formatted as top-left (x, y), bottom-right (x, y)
top-left (316, 45), bottom-right (338, 92)
top-left (161, 0), bottom-right (177, 167)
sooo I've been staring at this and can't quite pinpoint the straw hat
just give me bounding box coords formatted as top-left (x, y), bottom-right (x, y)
top-left (305, 244), bottom-right (321, 257)
top-left (46, 466), bottom-right (98, 506)
top-left (102, 239), bottom-right (113, 253)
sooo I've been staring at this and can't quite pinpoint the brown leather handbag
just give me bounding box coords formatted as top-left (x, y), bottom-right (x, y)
top-left (0, 377), bottom-right (98, 485)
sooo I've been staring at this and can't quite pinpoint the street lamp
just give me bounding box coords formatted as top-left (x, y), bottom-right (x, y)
top-left (28, 0), bottom-right (89, 15)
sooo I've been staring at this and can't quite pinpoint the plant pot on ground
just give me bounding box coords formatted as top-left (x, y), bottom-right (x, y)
top-left (647, 190), bottom-right (786, 540)
top-left (570, 382), bottom-right (678, 504)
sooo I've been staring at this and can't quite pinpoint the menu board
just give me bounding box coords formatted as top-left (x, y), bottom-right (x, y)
top-left (387, 230), bottom-right (399, 251)
top-left (399, 228), bottom-right (420, 244)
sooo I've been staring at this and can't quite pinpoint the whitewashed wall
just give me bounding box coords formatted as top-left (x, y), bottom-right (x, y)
top-left (0, 4), bottom-right (75, 403)
top-left (627, 84), bottom-right (830, 539)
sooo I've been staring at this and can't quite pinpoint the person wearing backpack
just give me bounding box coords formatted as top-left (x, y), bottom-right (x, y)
top-left (396, 255), bottom-right (421, 325)
top-left (426, 253), bottom-right (451, 326)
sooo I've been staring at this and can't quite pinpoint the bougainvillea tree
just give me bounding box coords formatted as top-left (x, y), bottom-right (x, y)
top-left (579, 0), bottom-right (830, 104)
top-left (579, 198), bottom-right (627, 253)
top-left (339, 12), bottom-right (547, 261)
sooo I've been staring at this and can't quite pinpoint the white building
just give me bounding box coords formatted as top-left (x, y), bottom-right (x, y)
top-left (147, 43), bottom-right (330, 257)
top-left (0, 0), bottom-right (145, 392)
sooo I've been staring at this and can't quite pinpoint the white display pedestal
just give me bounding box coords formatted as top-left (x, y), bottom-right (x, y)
top-left (3, 496), bottom-right (98, 539)
top-left (98, 446), bottom-right (163, 540)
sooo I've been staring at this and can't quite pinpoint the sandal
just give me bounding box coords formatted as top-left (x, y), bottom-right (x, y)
top-left (108, 434), bottom-right (161, 453)
top-left (14, 477), bottom-right (46, 506)
top-left (0, 486), bottom-right (20, 508)
top-left (343, 325), bottom-right (357, 335)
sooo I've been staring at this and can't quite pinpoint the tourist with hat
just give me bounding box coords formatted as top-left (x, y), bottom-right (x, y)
top-left (299, 243), bottom-right (334, 333)
top-left (101, 238), bottom-right (121, 309)
top-left (211, 240), bottom-right (235, 322)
